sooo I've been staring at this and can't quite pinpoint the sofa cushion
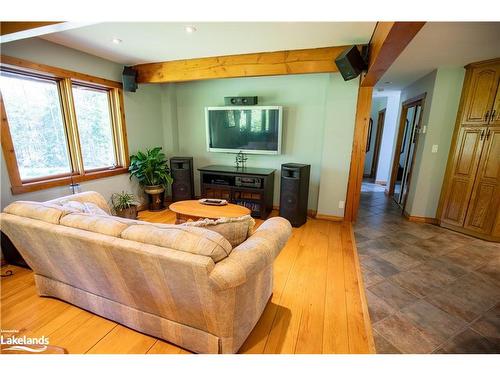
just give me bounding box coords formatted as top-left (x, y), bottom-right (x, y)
top-left (47, 191), bottom-right (111, 215)
top-left (60, 200), bottom-right (111, 216)
top-left (60, 213), bottom-right (130, 237)
top-left (3, 201), bottom-right (64, 224)
top-left (180, 215), bottom-right (255, 247)
top-left (121, 224), bottom-right (232, 262)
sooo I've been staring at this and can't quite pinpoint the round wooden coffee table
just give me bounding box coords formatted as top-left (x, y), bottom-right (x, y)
top-left (169, 200), bottom-right (251, 224)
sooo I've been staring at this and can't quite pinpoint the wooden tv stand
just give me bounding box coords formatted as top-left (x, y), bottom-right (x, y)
top-left (198, 165), bottom-right (275, 219)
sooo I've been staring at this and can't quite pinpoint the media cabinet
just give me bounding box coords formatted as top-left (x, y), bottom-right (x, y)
top-left (198, 165), bottom-right (275, 219)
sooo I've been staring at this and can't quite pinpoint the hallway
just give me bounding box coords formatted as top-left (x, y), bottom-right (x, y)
top-left (354, 181), bottom-right (500, 354)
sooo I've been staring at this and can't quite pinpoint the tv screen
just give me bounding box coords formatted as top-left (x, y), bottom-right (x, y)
top-left (205, 106), bottom-right (282, 155)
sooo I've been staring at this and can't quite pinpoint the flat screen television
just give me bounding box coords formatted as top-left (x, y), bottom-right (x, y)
top-left (205, 106), bottom-right (283, 155)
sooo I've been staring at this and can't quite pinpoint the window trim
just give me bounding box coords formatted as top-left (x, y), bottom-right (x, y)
top-left (0, 55), bottom-right (129, 195)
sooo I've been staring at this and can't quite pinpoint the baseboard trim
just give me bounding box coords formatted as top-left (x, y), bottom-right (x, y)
top-left (403, 211), bottom-right (439, 225)
top-left (315, 213), bottom-right (344, 222)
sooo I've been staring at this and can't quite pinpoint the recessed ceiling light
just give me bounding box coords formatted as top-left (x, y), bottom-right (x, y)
top-left (112, 38), bottom-right (122, 44)
top-left (185, 25), bottom-right (197, 34)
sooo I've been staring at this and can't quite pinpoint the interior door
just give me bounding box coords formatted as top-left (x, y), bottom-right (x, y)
top-left (400, 105), bottom-right (422, 208)
top-left (394, 104), bottom-right (421, 207)
top-left (464, 126), bottom-right (500, 234)
top-left (441, 126), bottom-right (486, 226)
top-left (370, 109), bottom-right (386, 178)
top-left (461, 66), bottom-right (499, 126)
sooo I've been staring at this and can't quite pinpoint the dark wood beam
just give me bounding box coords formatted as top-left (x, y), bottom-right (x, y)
top-left (361, 22), bottom-right (426, 87)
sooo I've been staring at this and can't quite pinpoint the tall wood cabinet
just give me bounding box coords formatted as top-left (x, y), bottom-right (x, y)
top-left (439, 58), bottom-right (500, 242)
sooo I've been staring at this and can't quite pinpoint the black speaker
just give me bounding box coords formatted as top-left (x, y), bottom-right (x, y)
top-left (335, 45), bottom-right (367, 81)
top-left (279, 163), bottom-right (310, 227)
top-left (224, 96), bottom-right (258, 105)
top-left (122, 66), bottom-right (138, 92)
top-left (170, 157), bottom-right (194, 202)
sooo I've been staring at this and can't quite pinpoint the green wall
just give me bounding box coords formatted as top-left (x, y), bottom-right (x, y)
top-left (162, 73), bottom-right (359, 215)
top-left (398, 68), bottom-right (465, 218)
top-left (0, 38), bottom-right (361, 217)
top-left (0, 38), bottom-right (164, 208)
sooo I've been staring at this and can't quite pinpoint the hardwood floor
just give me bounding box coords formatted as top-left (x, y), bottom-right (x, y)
top-left (0, 209), bottom-right (374, 354)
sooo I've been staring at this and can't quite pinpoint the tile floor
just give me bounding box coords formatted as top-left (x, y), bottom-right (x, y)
top-left (355, 181), bottom-right (500, 354)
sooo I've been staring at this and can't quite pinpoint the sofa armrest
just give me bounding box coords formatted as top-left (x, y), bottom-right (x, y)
top-left (209, 216), bottom-right (292, 290)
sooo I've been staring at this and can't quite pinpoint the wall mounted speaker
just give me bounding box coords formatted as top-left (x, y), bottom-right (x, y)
top-left (170, 157), bottom-right (194, 202)
top-left (122, 66), bottom-right (138, 92)
top-left (224, 96), bottom-right (258, 105)
top-left (335, 45), bottom-right (368, 81)
top-left (279, 163), bottom-right (310, 227)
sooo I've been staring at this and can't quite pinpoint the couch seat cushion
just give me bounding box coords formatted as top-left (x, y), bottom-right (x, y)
top-left (121, 224), bottom-right (232, 262)
top-left (3, 201), bottom-right (64, 224)
top-left (60, 213), bottom-right (130, 237)
top-left (180, 215), bottom-right (255, 247)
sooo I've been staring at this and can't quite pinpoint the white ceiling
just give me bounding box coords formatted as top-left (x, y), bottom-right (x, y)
top-left (378, 22), bottom-right (500, 91)
top-left (41, 22), bottom-right (376, 65)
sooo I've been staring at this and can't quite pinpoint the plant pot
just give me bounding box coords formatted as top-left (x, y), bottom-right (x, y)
top-left (115, 205), bottom-right (138, 219)
top-left (144, 185), bottom-right (165, 211)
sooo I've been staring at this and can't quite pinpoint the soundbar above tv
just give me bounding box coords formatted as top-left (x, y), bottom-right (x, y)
top-left (205, 106), bottom-right (283, 155)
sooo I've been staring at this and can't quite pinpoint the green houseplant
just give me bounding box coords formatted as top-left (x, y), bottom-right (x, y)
top-left (111, 191), bottom-right (138, 219)
top-left (129, 147), bottom-right (173, 211)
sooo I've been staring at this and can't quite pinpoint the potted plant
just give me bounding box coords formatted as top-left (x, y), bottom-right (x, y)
top-left (129, 147), bottom-right (173, 211)
top-left (111, 191), bottom-right (138, 219)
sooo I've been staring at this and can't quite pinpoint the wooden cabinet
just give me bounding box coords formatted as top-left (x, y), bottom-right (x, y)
top-left (439, 58), bottom-right (500, 242)
top-left (461, 65), bottom-right (499, 126)
top-left (464, 126), bottom-right (500, 234)
top-left (441, 127), bottom-right (485, 226)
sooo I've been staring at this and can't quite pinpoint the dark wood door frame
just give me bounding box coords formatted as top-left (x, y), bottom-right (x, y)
top-left (370, 109), bottom-right (386, 179)
top-left (388, 93), bottom-right (426, 210)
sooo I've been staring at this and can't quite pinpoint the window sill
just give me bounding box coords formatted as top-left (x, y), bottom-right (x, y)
top-left (10, 167), bottom-right (129, 195)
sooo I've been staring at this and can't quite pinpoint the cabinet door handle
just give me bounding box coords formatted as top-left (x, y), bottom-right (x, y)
top-left (485, 110), bottom-right (490, 121)
top-left (486, 129), bottom-right (491, 141)
top-left (490, 109), bottom-right (496, 123)
top-left (480, 129), bottom-right (485, 140)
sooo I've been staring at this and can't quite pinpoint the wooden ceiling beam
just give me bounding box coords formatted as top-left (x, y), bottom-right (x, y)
top-left (0, 22), bottom-right (94, 44)
top-left (133, 45), bottom-right (358, 84)
top-left (361, 22), bottom-right (426, 87)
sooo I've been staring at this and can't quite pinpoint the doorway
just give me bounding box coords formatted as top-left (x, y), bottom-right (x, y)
top-left (389, 94), bottom-right (426, 210)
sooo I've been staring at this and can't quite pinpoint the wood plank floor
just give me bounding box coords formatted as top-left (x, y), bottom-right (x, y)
top-left (0, 210), bottom-right (374, 354)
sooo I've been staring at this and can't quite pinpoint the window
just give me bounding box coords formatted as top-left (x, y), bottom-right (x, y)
top-left (0, 73), bottom-right (72, 180)
top-left (72, 85), bottom-right (116, 171)
top-left (0, 56), bottom-right (129, 194)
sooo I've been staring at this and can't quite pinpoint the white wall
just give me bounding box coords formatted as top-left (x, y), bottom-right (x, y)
top-left (0, 38), bottom-right (165, 209)
top-left (374, 91), bottom-right (401, 184)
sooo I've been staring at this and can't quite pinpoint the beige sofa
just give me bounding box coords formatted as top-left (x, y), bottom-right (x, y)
top-left (0, 191), bottom-right (291, 354)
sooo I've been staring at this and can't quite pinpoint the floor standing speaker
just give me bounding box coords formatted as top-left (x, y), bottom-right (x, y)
top-left (170, 157), bottom-right (194, 202)
top-left (279, 163), bottom-right (310, 227)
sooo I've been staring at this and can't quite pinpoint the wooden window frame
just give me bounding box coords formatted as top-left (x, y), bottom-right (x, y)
top-left (0, 55), bottom-right (129, 195)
